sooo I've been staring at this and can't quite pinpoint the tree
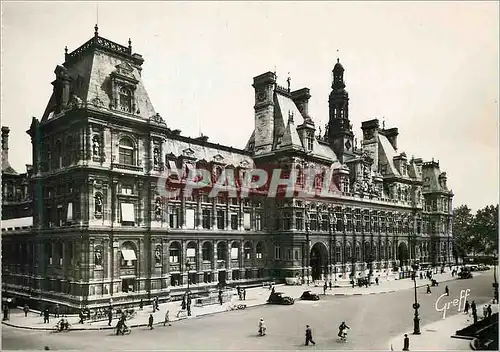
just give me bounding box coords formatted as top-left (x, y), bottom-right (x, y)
top-left (452, 205), bottom-right (474, 260)
top-left (470, 204), bottom-right (499, 255)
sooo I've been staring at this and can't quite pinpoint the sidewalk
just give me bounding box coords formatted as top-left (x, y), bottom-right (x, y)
top-left (388, 301), bottom-right (499, 351)
top-left (2, 271), bottom-right (457, 331)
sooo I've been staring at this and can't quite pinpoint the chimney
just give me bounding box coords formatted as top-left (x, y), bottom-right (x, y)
top-left (384, 127), bottom-right (399, 151)
top-left (53, 65), bottom-right (72, 113)
top-left (291, 88), bottom-right (311, 119)
top-left (2, 126), bottom-right (10, 166)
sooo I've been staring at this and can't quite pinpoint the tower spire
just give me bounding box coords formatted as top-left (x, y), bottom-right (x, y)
top-left (94, 24), bottom-right (99, 37)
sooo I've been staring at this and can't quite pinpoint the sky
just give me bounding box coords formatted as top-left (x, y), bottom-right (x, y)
top-left (1, 1), bottom-right (498, 211)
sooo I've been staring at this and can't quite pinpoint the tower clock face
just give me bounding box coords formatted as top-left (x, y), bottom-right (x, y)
top-left (257, 90), bottom-right (267, 103)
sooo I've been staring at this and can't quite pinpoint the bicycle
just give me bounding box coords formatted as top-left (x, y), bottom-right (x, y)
top-left (337, 332), bottom-right (348, 343)
top-left (53, 322), bottom-right (72, 333)
top-left (227, 303), bottom-right (247, 311)
top-left (114, 326), bottom-right (132, 335)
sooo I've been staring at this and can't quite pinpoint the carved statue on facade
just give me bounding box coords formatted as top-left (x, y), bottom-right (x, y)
top-left (94, 248), bottom-right (102, 266)
top-left (155, 198), bottom-right (162, 220)
top-left (94, 194), bottom-right (103, 214)
top-left (155, 246), bottom-right (162, 264)
top-left (153, 148), bottom-right (160, 166)
top-left (92, 135), bottom-right (100, 157)
top-left (362, 180), bottom-right (369, 192)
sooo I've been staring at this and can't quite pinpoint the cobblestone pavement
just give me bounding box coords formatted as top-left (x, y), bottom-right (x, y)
top-left (2, 270), bottom-right (493, 350)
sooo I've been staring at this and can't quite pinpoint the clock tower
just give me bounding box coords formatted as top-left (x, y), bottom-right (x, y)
top-left (252, 71), bottom-right (276, 156)
top-left (327, 58), bottom-right (354, 163)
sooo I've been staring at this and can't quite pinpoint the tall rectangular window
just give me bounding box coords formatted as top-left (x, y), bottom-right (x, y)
top-left (202, 209), bottom-right (211, 229)
top-left (296, 211), bottom-right (303, 231)
top-left (230, 214), bottom-right (238, 230)
top-left (217, 210), bottom-right (225, 229)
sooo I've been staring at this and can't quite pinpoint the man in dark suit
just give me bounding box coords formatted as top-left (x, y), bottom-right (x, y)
top-left (403, 334), bottom-right (410, 351)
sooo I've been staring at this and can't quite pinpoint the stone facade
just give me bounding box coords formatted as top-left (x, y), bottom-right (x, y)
top-left (1, 28), bottom-right (455, 311)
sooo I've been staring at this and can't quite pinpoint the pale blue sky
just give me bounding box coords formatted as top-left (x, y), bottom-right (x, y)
top-left (1, 1), bottom-right (498, 211)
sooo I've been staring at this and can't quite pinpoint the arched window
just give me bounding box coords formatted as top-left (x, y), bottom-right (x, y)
top-left (217, 242), bottom-right (227, 262)
top-left (256, 242), bottom-right (264, 259)
top-left (119, 87), bottom-right (133, 113)
top-left (119, 137), bottom-right (135, 165)
top-left (244, 242), bottom-right (252, 260)
top-left (345, 243), bottom-right (352, 262)
top-left (335, 243), bottom-right (342, 263)
top-left (363, 242), bottom-right (370, 262)
top-left (120, 242), bottom-right (137, 267)
top-left (169, 242), bottom-right (181, 263)
top-left (187, 242), bottom-right (197, 264)
top-left (202, 242), bottom-right (212, 261)
top-left (94, 245), bottom-right (103, 266)
top-left (355, 243), bottom-right (361, 262)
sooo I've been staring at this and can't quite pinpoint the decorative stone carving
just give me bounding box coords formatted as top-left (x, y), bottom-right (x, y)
top-left (94, 193), bottom-right (103, 215)
top-left (92, 135), bottom-right (100, 157)
top-left (155, 198), bottom-right (162, 220)
top-left (90, 97), bottom-right (104, 108)
top-left (150, 113), bottom-right (166, 125)
top-left (94, 247), bottom-right (103, 266)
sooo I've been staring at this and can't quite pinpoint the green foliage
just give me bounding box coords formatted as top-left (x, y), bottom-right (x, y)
top-left (453, 204), bottom-right (499, 258)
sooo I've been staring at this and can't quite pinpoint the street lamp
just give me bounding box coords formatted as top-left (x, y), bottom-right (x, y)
top-left (305, 212), bottom-right (311, 285)
top-left (186, 261), bottom-right (192, 292)
top-left (411, 265), bottom-right (421, 335)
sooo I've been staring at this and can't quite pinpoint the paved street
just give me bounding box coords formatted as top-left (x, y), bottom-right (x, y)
top-left (2, 273), bottom-right (495, 350)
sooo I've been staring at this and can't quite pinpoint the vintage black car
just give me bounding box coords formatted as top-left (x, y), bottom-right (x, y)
top-left (267, 292), bottom-right (294, 305)
top-left (458, 269), bottom-right (473, 279)
top-left (300, 291), bottom-right (320, 301)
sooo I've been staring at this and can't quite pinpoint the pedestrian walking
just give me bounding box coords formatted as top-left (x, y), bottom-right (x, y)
top-left (243, 288), bottom-right (246, 300)
top-left (164, 310), bottom-right (171, 326)
top-left (375, 277), bottom-right (379, 285)
top-left (79, 310), bottom-right (84, 324)
top-left (148, 314), bottom-right (154, 330)
top-left (426, 285), bottom-right (431, 294)
top-left (23, 304), bottom-right (29, 317)
top-left (305, 325), bottom-right (316, 346)
top-left (323, 282), bottom-right (327, 295)
top-left (464, 300), bottom-right (470, 314)
top-left (218, 292), bottom-right (223, 305)
top-left (43, 308), bottom-right (50, 324)
top-left (445, 286), bottom-right (449, 296)
top-left (329, 280), bottom-right (332, 290)
top-left (403, 334), bottom-right (410, 351)
top-left (139, 299), bottom-right (143, 310)
top-left (187, 301), bottom-right (191, 317)
top-left (108, 308), bottom-right (113, 326)
top-left (271, 286), bottom-right (275, 294)
top-left (473, 310), bottom-right (478, 323)
top-left (54, 304), bottom-right (60, 318)
top-left (483, 305), bottom-right (488, 319)
top-left (487, 304), bottom-right (492, 318)
top-left (471, 301), bottom-right (477, 314)
top-left (3, 305), bottom-right (9, 321)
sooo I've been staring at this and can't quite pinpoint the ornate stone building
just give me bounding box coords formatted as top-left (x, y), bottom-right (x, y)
top-left (1, 126), bottom-right (33, 221)
top-left (1, 28), bottom-right (454, 310)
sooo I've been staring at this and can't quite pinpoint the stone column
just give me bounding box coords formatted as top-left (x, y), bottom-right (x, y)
top-left (226, 240), bottom-right (232, 280)
top-left (212, 240), bottom-right (218, 283)
top-left (196, 197), bottom-right (202, 230)
top-left (181, 193), bottom-right (187, 229)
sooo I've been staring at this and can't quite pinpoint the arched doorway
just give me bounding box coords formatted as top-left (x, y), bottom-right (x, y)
top-left (398, 242), bottom-right (409, 266)
top-left (310, 242), bottom-right (328, 281)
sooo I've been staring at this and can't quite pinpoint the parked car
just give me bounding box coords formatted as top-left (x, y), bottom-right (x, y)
top-left (267, 292), bottom-right (294, 305)
top-left (458, 269), bottom-right (473, 279)
top-left (477, 265), bottom-right (490, 271)
top-left (300, 291), bottom-right (320, 301)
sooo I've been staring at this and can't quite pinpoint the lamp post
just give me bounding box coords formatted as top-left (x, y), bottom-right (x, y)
top-left (411, 265), bottom-right (421, 334)
top-left (186, 261), bottom-right (191, 293)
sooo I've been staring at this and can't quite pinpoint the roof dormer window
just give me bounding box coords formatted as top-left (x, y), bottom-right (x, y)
top-left (305, 132), bottom-right (314, 151)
